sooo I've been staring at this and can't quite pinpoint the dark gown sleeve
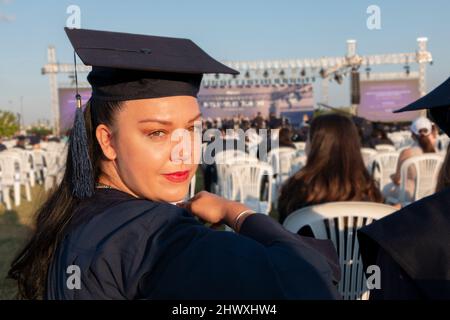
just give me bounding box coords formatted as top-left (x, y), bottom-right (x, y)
top-left (48, 200), bottom-right (341, 300)
top-left (368, 248), bottom-right (424, 300)
top-left (134, 208), bottom-right (341, 300)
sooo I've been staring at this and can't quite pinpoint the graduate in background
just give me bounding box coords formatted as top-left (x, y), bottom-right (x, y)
top-left (8, 28), bottom-right (340, 300)
top-left (358, 77), bottom-right (450, 300)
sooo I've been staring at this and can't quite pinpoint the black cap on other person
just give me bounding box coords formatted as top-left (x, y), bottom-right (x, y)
top-left (65, 27), bottom-right (239, 199)
top-left (394, 77), bottom-right (450, 136)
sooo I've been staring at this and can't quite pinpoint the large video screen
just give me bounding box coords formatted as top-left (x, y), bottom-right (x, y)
top-left (357, 79), bottom-right (422, 122)
top-left (198, 84), bottom-right (314, 127)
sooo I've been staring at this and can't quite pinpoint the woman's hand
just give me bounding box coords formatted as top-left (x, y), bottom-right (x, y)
top-left (177, 191), bottom-right (253, 229)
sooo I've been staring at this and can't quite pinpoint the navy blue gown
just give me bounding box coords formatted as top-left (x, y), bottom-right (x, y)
top-left (46, 188), bottom-right (341, 299)
top-left (358, 187), bottom-right (450, 300)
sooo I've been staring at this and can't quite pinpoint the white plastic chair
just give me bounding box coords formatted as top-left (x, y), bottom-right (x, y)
top-left (228, 162), bottom-right (273, 214)
top-left (32, 149), bottom-right (47, 184)
top-left (0, 159), bottom-right (12, 210)
top-left (188, 174), bottom-right (196, 199)
top-left (397, 154), bottom-right (443, 205)
top-left (370, 152), bottom-right (400, 192)
top-left (8, 149), bottom-right (33, 200)
top-left (268, 147), bottom-right (297, 184)
top-left (288, 155), bottom-right (307, 177)
top-left (374, 144), bottom-right (396, 153)
top-left (361, 148), bottom-right (378, 168)
top-left (215, 151), bottom-right (258, 197)
top-left (0, 152), bottom-right (22, 207)
top-left (294, 142), bottom-right (306, 151)
top-left (283, 201), bottom-right (397, 300)
top-left (43, 151), bottom-right (62, 191)
top-left (388, 135), bottom-right (404, 150)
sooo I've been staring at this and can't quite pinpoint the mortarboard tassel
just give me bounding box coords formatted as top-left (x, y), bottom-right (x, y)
top-left (69, 52), bottom-right (94, 199)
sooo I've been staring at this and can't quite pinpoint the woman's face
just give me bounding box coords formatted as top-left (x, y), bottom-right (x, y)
top-left (106, 96), bottom-right (201, 203)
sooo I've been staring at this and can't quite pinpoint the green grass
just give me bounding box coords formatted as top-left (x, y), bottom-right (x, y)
top-left (0, 185), bottom-right (48, 299)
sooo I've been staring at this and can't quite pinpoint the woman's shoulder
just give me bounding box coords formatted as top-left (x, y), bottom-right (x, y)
top-left (66, 190), bottom-right (194, 254)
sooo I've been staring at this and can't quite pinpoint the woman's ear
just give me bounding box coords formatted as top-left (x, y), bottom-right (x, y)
top-left (96, 124), bottom-right (117, 160)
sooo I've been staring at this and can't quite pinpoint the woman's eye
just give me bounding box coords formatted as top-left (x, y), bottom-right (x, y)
top-left (147, 130), bottom-right (167, 139)
top-left (188, 126), bottom-right (196, 132)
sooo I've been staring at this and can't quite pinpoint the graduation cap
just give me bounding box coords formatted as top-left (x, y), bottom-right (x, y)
top-left (65, 27), bottom-right (239, 199)
top-left (394, 77), bottom-right (450, 136)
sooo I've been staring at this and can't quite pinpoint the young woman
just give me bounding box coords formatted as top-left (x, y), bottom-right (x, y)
top-left (8, 28), bottom-right (340, 300)
top-left (277, 113), bottom-right (383, 226)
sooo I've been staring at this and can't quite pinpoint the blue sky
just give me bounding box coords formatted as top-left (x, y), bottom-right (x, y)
top-left (1, 0), bottom-right (449, 124)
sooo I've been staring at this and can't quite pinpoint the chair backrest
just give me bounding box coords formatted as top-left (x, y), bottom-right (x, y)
top-left (188, 175), bottom-right (196, 199)
top-left (388, 135), bottom-right (404, 150)
top-left (215, 152), bottom-right (259, 197)
top-left (229, 162), bottom-right (273, 213)
top-left (0, 153), bottom-right (21, 184)
top-left (294, 142), bottom-right (306, 151)
top-left (289, 155), bottom-right (307, 177)
top-left (268, 147), bottom-right (297, 177)
top-left (214, 149), bottom-right (248, 165)
top-left (32, 149), bottom-right (46, 168)
top-left (44, 151), bottom-right (62, 176)
top-left (360, 148), bottom-right (378, 168)
top-left (437, 134), bottom-right (450, 152)
top-left (374, 144), bottom-right (396, 153)
top-left (398, 154), bottom-right (444, 203)
top-left (283, 201), bottom-right (396, 300)
top-left (371, 152), bottom-right (400, 191)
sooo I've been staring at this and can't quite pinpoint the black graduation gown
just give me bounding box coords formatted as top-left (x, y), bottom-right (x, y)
top-left (358, 187), bottom-right (450, 300)
top-left (45, 189), bottom-right (341, 300)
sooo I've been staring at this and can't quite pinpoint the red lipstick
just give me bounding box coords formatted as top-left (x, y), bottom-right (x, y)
top-left (162, 170), bottom-right (190, 183)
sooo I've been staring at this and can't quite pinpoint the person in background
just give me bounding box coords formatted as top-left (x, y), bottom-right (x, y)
top-left (0, 137), bottom-right (7, 152)
top-left (369, 127), bottom-right (394, 147)
top-left (13, 135), bottom-right (26, 150)
top-left (278, 127), bottom-right (296, 150)
top-left (29, 134), bottom-right (41, 149)
top-left (252, 111), bottom-right (264, 129)
top-left (277, 113), bottom-right (383, 227)
top-left (384, 117), bottom-right (436, 203)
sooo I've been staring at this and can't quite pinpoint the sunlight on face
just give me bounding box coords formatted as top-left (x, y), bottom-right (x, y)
top-left (112, 96), bottom-right (201, 203)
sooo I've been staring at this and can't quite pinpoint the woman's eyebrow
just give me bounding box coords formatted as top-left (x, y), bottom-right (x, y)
top-left (188, 113), bottom-right (202, 122)
top-left (138, 113), bottom-right (202, 125)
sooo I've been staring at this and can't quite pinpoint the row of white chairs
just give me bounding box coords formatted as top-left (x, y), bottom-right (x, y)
top-left (0, 143), bottom-right (67, 210)
top-left (363, 147), bottom-right (444, 205)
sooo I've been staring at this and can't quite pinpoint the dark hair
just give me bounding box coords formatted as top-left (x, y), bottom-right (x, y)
top-left (436, 143), bottom-right (450, 192)
top-left (8, 98), bottom-right (123, 299)
top-left (277, 114), bottom-right (383, 223)
top-left (414, 131), bottom-right (435, 153)
top-left (278, 127), bottom-right (293, 146)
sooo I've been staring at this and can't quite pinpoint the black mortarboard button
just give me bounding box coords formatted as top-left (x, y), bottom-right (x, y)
top-left (394, 77), bottom-right (450, 136)
top-left (64, 27), bottom-right (239, 199)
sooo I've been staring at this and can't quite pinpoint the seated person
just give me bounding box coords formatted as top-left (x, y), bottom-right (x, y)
top-left (277, 113), bottom-right (383, 231)
top-left (384, 117), bottom-right (436, 204)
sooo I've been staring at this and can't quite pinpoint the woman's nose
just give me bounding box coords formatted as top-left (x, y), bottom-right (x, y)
top-left (171, 137), bottom-right (192, 164)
